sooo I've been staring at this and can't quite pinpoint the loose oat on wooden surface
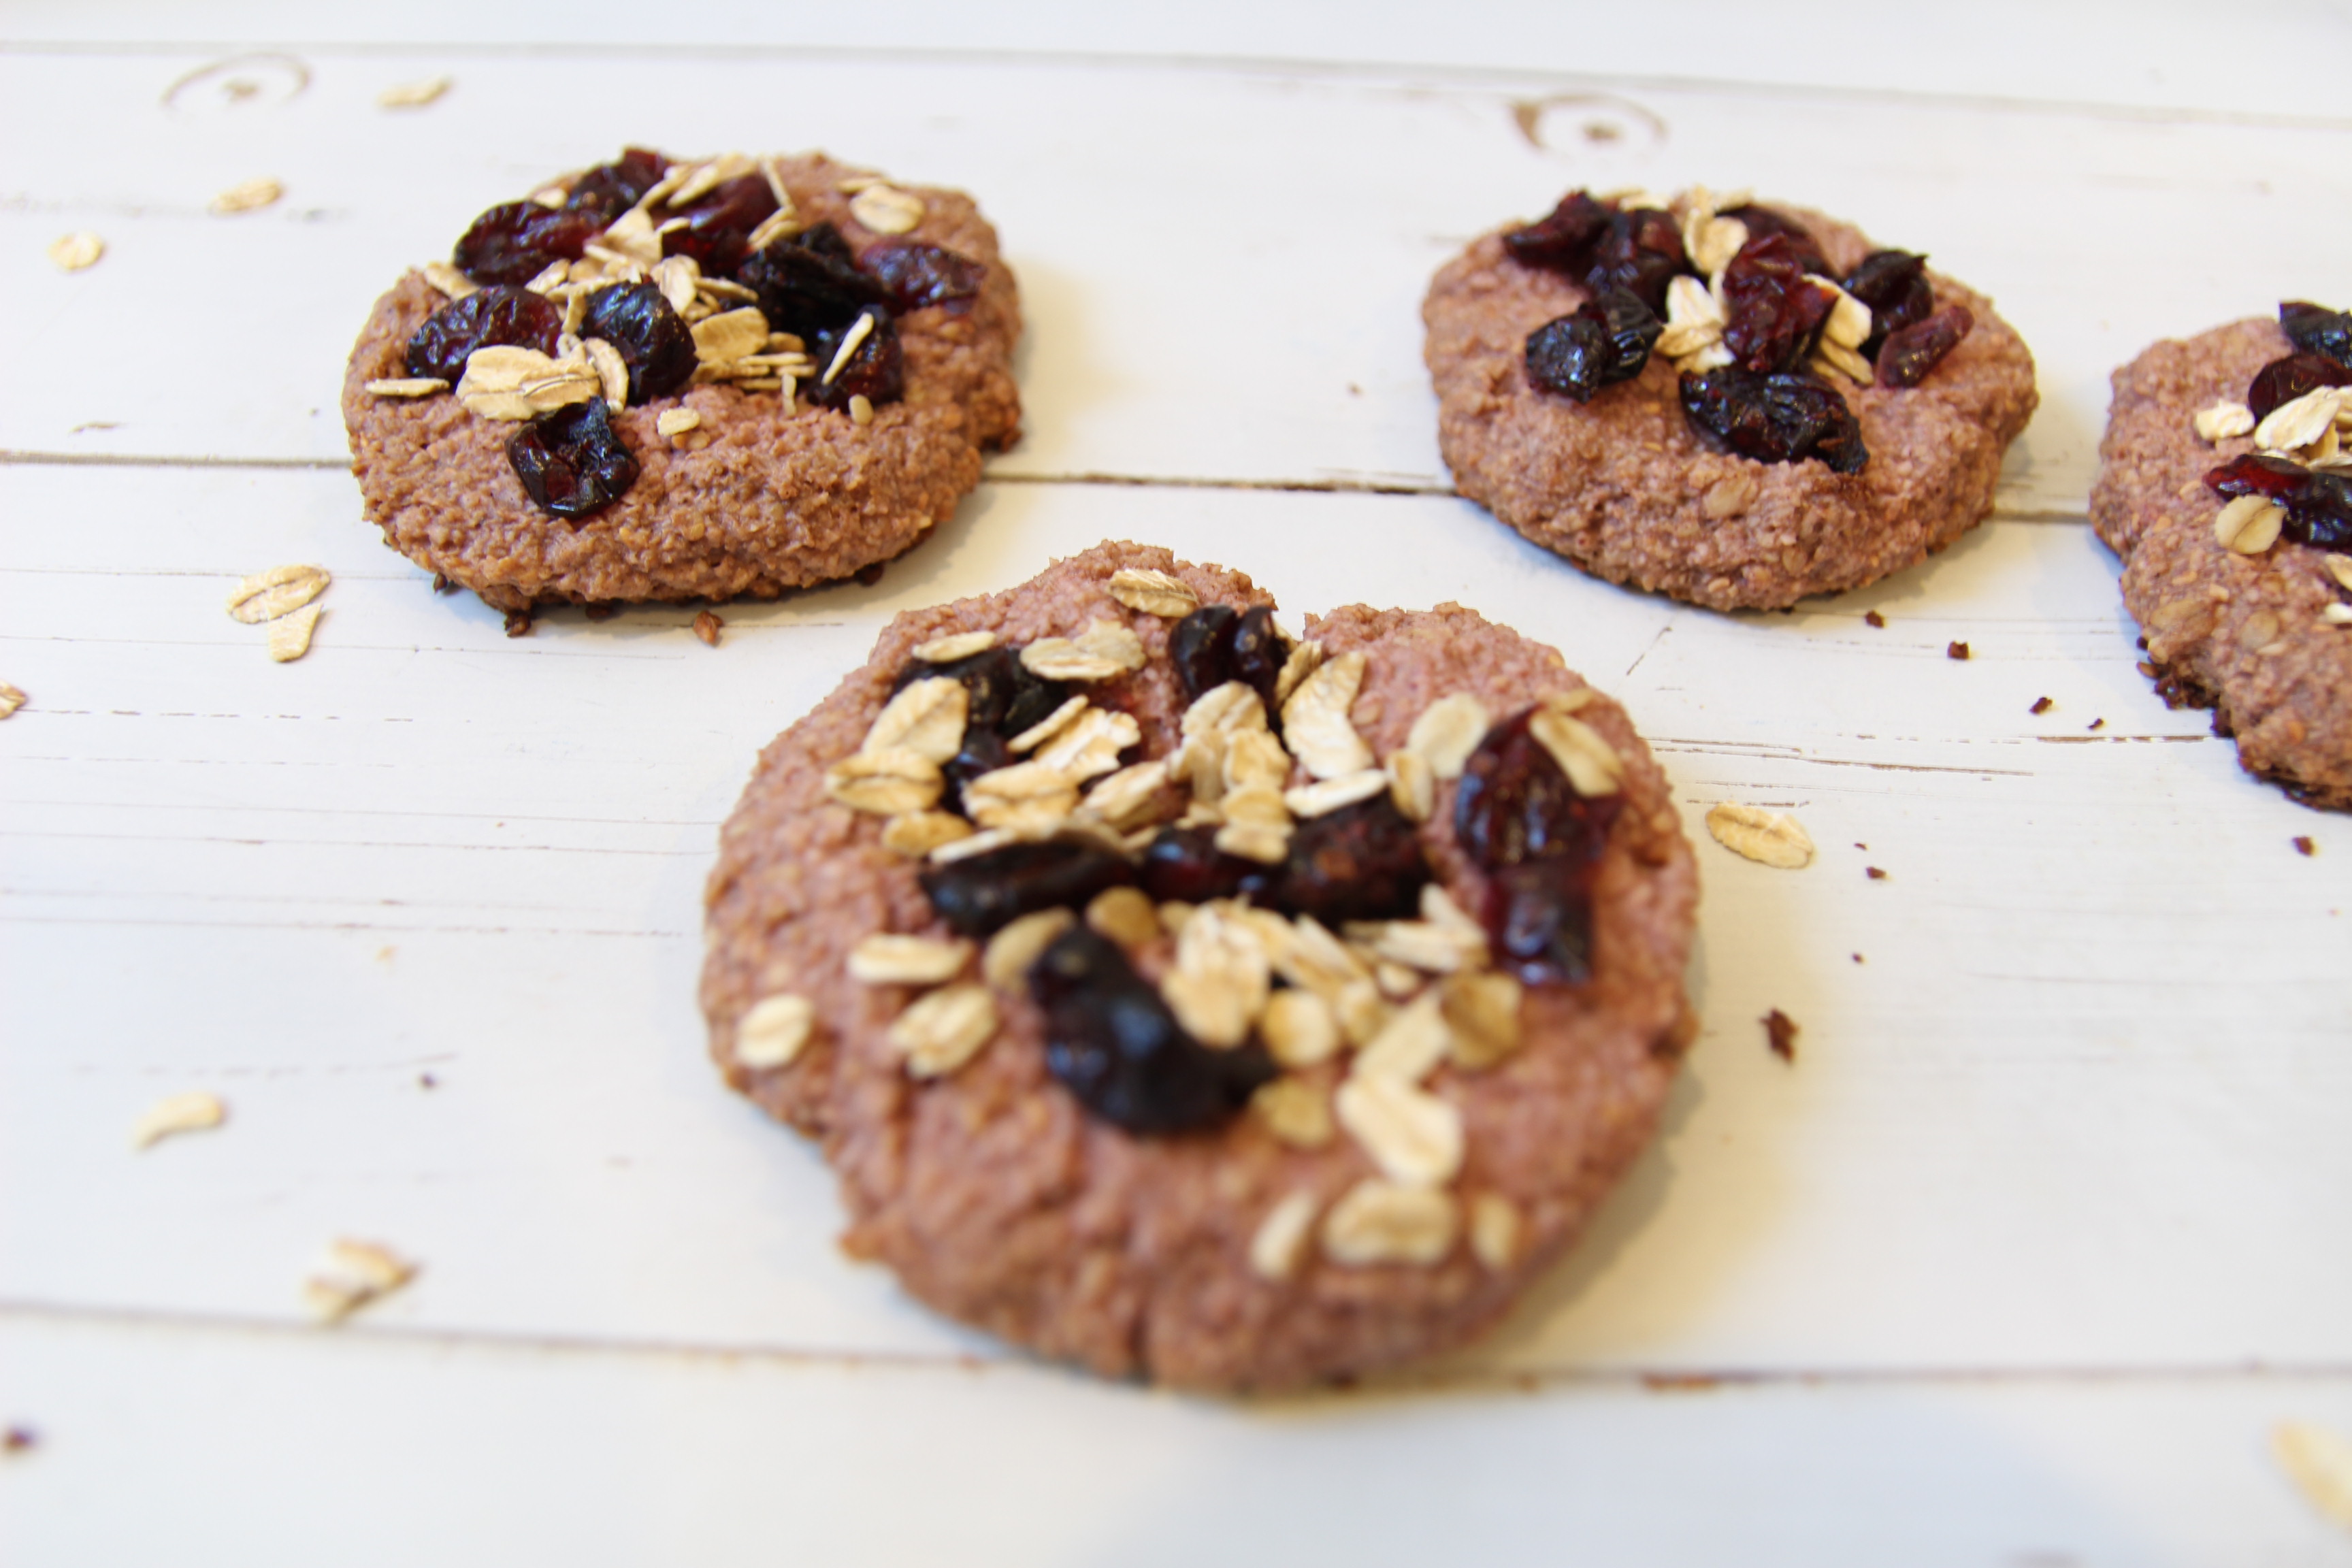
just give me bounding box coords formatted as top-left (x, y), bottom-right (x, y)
top-left (46, 231), bottom-right (103, 271)
top-left (302, 1239), bottom-right (418, 1323)
top-left (1705, 802), bottom-right (1816, 868)
top-left (130, 1092), bottom-right (226, 1150)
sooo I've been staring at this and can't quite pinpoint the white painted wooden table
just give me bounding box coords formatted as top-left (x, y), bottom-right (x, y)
top-left (4, 5), bottom-right (2349, 1563)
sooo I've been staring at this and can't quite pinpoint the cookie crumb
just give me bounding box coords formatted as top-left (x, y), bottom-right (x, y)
top-left (503, 609), bottom-right (535, 638)
top-left (1762, 1009), bottom-right (1797, 1062)
top-left (210, 176), bottom-right (283, 216)
top-left (3, 1426), bottom-right (36, 1454)
top-left (131, 1091), bottom-right (226, 1150)
top-left (2030, 696), bottom-right (2053, 715)
top-left (584, 604), bottom-right (621, 622)
top-left (432, 574), bottom-right (457, 595)
top-left (2293, 836), bottom-right (2317, 858)
top-left (855, 561), bottom-right (886, 587)
top-left (2137, 659), bottom-right (2159, 679)
top-left (2088, 717), bottom-right (2105, 731)
top-left (48, 231), bottom-right (103, 271)
top-left (693, 609), bottom-right (723, 647)
top-left (1865, 866), bottom-right (1887, 880)
top-left (1946, 640), bottom-right (1970, 661)
top-left (1851, 952), bottom-right (1863, 964)
top-left (418, 1073), bottom-right (438, 1089)
top-left (1863, 610), bottom-right (1885, 628)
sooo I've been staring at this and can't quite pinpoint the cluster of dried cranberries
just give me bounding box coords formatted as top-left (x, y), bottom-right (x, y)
top-left (2194, 301), bottom-right (2352, 556)
top-left (1503, 186), bottom-right (1979, 475)
top-left (369, 148), bottom-right (987, 521)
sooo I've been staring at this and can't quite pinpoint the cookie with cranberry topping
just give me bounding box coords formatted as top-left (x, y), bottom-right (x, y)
top-left (700, 541), bottom-right (1698, 1388)
top-left (1424, 186), bottom-right (2036, 611)
top-left (2090, 304), bottom-right (2352, 809)
top-left (342, 149), bottom-right (1021, 614)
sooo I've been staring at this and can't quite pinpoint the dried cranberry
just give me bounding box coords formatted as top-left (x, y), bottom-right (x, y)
top-left (2245, 353), bottom-right (2352, 421)
top-left (2281, 300), bottom-right (2352, 370)
top-left (1452, 708), bottom-right (1620, 872)
top-left (2206, 453), bottom-right (2352, 551)
top-left (802, 308), bottom-right (904, 409)
top-left (453, 201), bottom-right (602, 286)
top-left (404, 284), bottom-right (563, 382)
top-left (893, 646), bottom-right (1068, 738)
top-left (1680, 368), bottom-right (1868, 474)
top-left (1139, 826), bottom-right (1275, 905)
top-left (1525, 287), bottom-right (1661, 402)
top-left (1720, 205), bottom-right (1831, 278)
top-left (1485, 861), bottom-right (1600, 986)
top-left (1876, 304), bottom-right (1974, 388)
top-left (737, 225), bottom-right (888, 340)
top-left (566, 147), bottom-right (668, 219)
top-left (1228, 607), bottom-right (1288, 713)
top-left (581, 283), bottom-right (698, 403)
top-left (1169, 605), bottom-right (1240, 699)
top-left (661, 175), bottom-right (779, 278)
top-left (1030, 927), bottom-right (1273, 1134)
top-left (1721, 233), bottom-right (1836, 375)
top-left (1584, 207), bottom-right (1686, 314)
top-left (1841, 249), bottom-right (1934, 357)
top-left (1273, 796), bottom-right (1429, 926)
top-left (941, 728), bottom-right (1011, 815)
top-left (860, 240), bottom-right (985, 312)
top-left (919, 840), bottom-right (1136, 937)
top-left (506, 397), bottom-right (638, 521)
top-left (1503, 190), bottom-right (1614, 272)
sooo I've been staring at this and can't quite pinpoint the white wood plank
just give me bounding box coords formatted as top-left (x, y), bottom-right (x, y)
top-left (7, 1310), bottom-right (2351, 1567)
top-left (5, 463), bottom-right (2347, 1372)
top-left (3, 47), bottom-right (2346, 512)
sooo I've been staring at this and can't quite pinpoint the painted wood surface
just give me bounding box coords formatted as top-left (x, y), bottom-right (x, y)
top-left (4, 10), bottom-right (2351, 1564)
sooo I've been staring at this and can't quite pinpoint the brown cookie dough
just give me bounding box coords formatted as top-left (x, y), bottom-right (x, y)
top-left (702, 541), bottom-right (1699, 1389)
top-left (1424, 194), bottom-right (2036, 611)
top-left (342, 152), bottom-right (1021, 613)
top-left (2090, 317), bottom-right (2352, 809)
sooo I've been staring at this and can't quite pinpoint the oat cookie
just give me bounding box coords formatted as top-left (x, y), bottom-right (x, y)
top-left (2089, 304), bottom-right (2352, 809)
top-left (342, 148), bottom-right (1021, 613)
top-left (1424, 186), bottom-right (2036, 611)
top-left (701, 542), bottom-right (1699, 1388)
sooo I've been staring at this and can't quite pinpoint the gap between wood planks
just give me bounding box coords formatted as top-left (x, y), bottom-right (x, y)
top-left (0, 451), bottom-right (2093, 523)
top-left (7, 1297), bottom-right (2349, 1390)
top-left (5, 37), bottom-right (2350, 135)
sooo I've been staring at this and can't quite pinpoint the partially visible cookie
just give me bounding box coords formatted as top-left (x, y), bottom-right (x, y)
top-left (702, 541), bottom-right (1699, 1389)
top-left (342, 148), bottom-right (1021, 613)
top-left (1424, 186), bottom-right (2037, 611)
top-left (2090, 304), bottom-right (2352, 809)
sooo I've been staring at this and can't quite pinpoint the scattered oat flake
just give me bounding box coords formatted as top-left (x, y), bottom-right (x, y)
top-left (266, 605), bottom-right (321, 662)
top-left (692, 609), bottom-right (723, 647)
top-left (2274, 1422), bottom-right (2352, 1531)
top-left (376, 76), bottom-right (451, 108)
top-left (1705, 803), bottom-right (1815, 869)
top-left (226, 564), bottom-right (330, 624)
top-left (2030, 696), bottom-right (2053, 715)
top-left (48, 231), bottom-right (103, 271)
top-left (0, 684), bottom-right (23, 720)
top-left (1946, 640), bottom-right (1970, 661)
top-left (210, 176), bottom-right (283, 216)
top-left (2294, 836), bottom-right (2317, 858)
top-left (131, 1091), bottom-right (225, 1149)
top-left (303, 1238), bottom-right (418, 1323)
top-left (1762, 1009), bottom-right (1797, 1062)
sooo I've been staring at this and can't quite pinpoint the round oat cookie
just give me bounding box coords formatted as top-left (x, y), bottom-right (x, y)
top-left (2091, 315), bottom-right (2352, 810)
top-left (341, 151), bottom-right (1021, 614)
top-left (701, 541), bottom-right (1699, 1389)
top-left (1423, 192), bottom-right (2037, 611)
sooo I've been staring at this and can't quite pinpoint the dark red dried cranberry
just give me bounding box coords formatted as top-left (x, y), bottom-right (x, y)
top-left (661, 175), bottom-right (779, 278)
top-left (1503, 190), bottom-right (1614, 273)
top-left (1030, 927), bottom-right (1273, 1134)
top-left (453, 201), bottom-right (602, 286)
top-left (565, 147), bottom-right (668, 219)
top-left (1722, 233), bottom-right (1836, 374)
top-left (1680, 368), bottom-right (1868, 474)
top-left (1452, 708), bottom-right (1622, 872)
top-left (2245, 353), bottom-right (2352, 421)
top-left (1170, 604), bottom-right (1240, 699)
top-left (2206, 453), bottom-right (2352, 551)
top-left (736, 224), bottom-right (889, 340)
top-left (2281, 300), bottom-right (2352, 370)
top-left (1841, 249), bottom-right (1934, 357)
top-left (1484, 861), bottom-right (1600, 986)
top-left (802, 308), bottom-right (904, 409)
top-left (941, 728), bottom-right (1012, 815)
top-left (919, 840), bottom-right (1136, 937)
top-left (507, 397), bottom-right (638, 521)
top-left (1720, 205), bottom-right (1831, 278)
top-left (1228, 606), bottom-right (1288, 713)
top-left (1876, 304), bottom-right (1974, 388)
top-left (404, 284), bottom-right (563, 382)
top-left (860, 240), bottom-right (985, 312)
top-left (893, 645), bottom-right (1068, 738)
top-left (581, 282), bottom-right (698, 404)
top-left (1139, 826), bottom-right (1275, 906)
top-left (1584, 207), bottom-right (1687, 314)
top-left (1273, 796), bottom-right (1429, 926)
top-left (1526, 287), bottom-right (1661, 402)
